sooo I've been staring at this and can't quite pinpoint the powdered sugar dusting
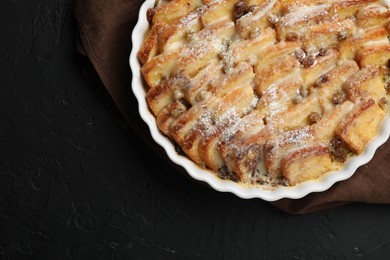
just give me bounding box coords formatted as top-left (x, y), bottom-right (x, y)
top-left (194, 106), bottom-right (242, 139)
top-left (381, 0), bottom-right (390, 7)
top-left (237, 0), bottom-right (277, 29)
top-left (259, 84), bottom-right (285, 120)
top-left (267, 127), bottom-right (313, 159)
top-left (281, 4), bottom-right (329, 27)
top-left (140, 0), bottom-right (390, 189)
top-left (283, 127), bottom-right (313, 145)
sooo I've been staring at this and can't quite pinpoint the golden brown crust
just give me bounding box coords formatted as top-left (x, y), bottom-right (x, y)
top-left (337, 99), bottom-right (386, 153)
top-left (138, 0), bottom-right (390, 187)
top-left (356, 45), bottom-right (390, 68)
top-left (281, 145), bottom-right (339, 186)
top-left (343, 66), bottom-right (385, 103)
top-left (138, 25), bottom-right (159, 65)
top-left (331, 0), bottom-right (378, 17)
top-left (356, 4), bottom-right (390, 28)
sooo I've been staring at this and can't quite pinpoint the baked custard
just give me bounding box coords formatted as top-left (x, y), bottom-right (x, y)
top-left (138, 0), bottom-right (390, 188)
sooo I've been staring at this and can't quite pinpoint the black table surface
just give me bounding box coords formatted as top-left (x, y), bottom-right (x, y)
top-left (1, 0), bottom-right (390, 259)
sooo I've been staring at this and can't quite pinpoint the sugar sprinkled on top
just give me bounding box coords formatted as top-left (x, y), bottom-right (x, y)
top-left (281, 4), bottom-right (329, 27)
top-left (381, 0), bottom-right (390, 7)
top-left (142, 0), bottom-right (390, 187)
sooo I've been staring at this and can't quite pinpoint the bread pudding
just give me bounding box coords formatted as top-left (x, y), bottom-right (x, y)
top-left (137, 0), bottom-right (390, 188)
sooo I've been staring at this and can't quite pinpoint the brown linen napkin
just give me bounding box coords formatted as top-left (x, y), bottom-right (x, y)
top-left (74, 0), bottom-right (390, 214)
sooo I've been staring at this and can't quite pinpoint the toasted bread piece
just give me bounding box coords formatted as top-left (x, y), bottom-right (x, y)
top-left (184, 61), bottom-right (222, 105)
top-left (263, 127), bottom-right (314, 178)
top-left (218, 111), bottom-right (272, 180)
top-left (183, 83), bottom-right (255, 165)
top-left (228, 128), bottom-right (272, 181)
top-left (160, 21), bottom-right (202, 54)
top-left (138, 25), bottom-right (159, 65)
top-left (258, 41), bottom-right (301, 62)
top-left (337, 98), bottom-right (386, 153)
top-left (147, 73), bottom-right (191, 116)
top-left (201, 0), bottom-right (236, 26)
top-left (171, 67), bottom-right (256, 165)
top-left (281, 145), bottom-right (340, 185)
top-left (269, 61), bottom-right (358, 129)
top-left (254, 54), bottom-right (300, 94)
top-left (301, 49), bottom-right (339, 86)
top-left (356, 44), bottom-right (390, 68)
top-left (330, 0), bottom-right (378, 20)
top-left (256, 76), bottom-right (303, 118)
top-left (157, 100), bottom-right (188, 136)
top-left (142, 21), bottom-right (236, 87)
top-left (343, 66), bottom-right (386, 103)
top-left (356, 3), bottom-right (390, 28)
top-left (272, 95), bottom-right (323, 129)
top-left (339, 27), bottom-right (389, 60)
top-left (138, 0), bottom-right (203, 64)
top-left (301, 18), bottom-right (356, 51)
top-left (236, 0), bottom-right (280, 39)
top-left (209, 62), bottom-right (255, 96)
top-left (276, 4), bottom-right (330, 41)
top-left (198, 129), bottom-right (227, 172)
top-left (141, 51), bottom-right (181, 88)
top-left (311, 101), bottom-right (355, 141)
top-left (177, 21), bottom-right (236, 77)
top-left (314, 60), bottom-right (360, 108)
top-left (229, 27), bottom-right (277, 65)
top-left (151, 0), bottom-right (202, 24)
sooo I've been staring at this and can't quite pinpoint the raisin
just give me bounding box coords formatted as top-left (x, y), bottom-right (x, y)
top-left (386, 81), bottom-right (390, 95)
top-left (285, 32), bottom-right (299, 42)
top-left (330, 136), bottom-right (351, 163)
top-left (315, 75), bottom-right (329, 86)
top-left (248, 5), bottom-right (257, 13)
top-left (302, 56), bottom-right (315, 68)
top-left (299, 85), bottom-right (308, 97)
top-left (379, 97), bottom-right (388, 109)
top-left (268, 14), bottom-right (279, 25)
top-left (175, 144), bottom-right (185, 156)
top-left (234, 1), bottom-right (248, 19)
top-left (173, 89), bottom-right (184, 100)
top-left (294, 49), bottom-right (306, 63)
top-left (218, 166), bottom-right (239, 182)
top-left (250, 27), bottom-right (261, 39)
top-left (170, 108), bottom-right (185, 117)
top-left (308, 112), bottom-right (320, 124)
top-left (320, 75), bottom-right (329, 83)
top-left (337, 31), bottom-right (348, 41)
top-left (184, 30), bottom-right (195, 43)
top-left (146, 7), bottom-right (156, 24)
top-left (292, 95), bottom-right (303, 104)
top-left (195, 90), bottom-right (207, 102)
top-left (318, 47), bottom-right (328, 56)
top-left (179, 98), bottom-right (190, 109)
top-left (332, 92), bottom-right (345, 105)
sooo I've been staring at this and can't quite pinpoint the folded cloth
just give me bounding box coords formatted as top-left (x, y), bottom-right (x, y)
top-left (74, 0), bottom-right (390, 214)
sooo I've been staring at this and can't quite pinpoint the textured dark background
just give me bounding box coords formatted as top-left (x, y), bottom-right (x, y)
top-left (1, 0), bottom-right (390, 259)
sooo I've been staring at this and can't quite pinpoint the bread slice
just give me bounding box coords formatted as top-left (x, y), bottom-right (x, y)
top-left (337, 98), bottom-right (386, 153)
top-left (281, 144), bottom-right (340, 185)
top-left (356, 3), bottom-right (390, 28)
top-left (343, 66), bottom-right (386, 103)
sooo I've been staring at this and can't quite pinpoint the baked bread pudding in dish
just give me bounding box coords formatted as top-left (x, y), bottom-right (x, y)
top-left (136, 0), bottom-right (390, 188)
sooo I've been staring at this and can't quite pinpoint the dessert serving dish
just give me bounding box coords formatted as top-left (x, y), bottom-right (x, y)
top-left (130, 0), bottom-right (390, 200)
